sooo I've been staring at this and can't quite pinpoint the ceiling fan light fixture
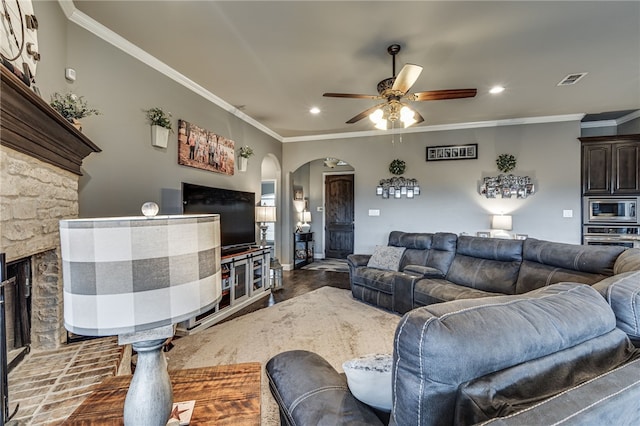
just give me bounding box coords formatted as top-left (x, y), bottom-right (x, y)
top-left (400, 106), bottom-right (417, 127)
top-left (369, 108), bottom-right (384, 123)
top-left (374, 119), bottom-right (388, 130)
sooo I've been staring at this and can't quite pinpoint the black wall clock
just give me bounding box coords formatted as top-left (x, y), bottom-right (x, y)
top-left (1, 0), bottom-right (39, 87)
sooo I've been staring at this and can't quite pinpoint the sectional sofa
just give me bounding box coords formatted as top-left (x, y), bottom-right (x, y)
top-left (265, 232), bottom-right (640, 425)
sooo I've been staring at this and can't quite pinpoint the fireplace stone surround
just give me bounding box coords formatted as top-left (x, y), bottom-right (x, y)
top-left (1, 67), bottom-right (100, 351)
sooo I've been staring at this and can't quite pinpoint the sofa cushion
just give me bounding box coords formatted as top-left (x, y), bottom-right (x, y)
top-left (455, 328), bottom-right (639, 424)
top-left (367, 245), bottom-right (406, 271)
top-left (480, 358), bottom-right (640, 426)
top-left (392, 283), bottom-right (617, 426)
top-left (445, 236), bottom-right (523, 294)
top-left (593, 270), bottom-right (640, 343)
top-left (413, 278), bottom-right (499, 306)
top-left (515, 238), bottom-right (624, 294)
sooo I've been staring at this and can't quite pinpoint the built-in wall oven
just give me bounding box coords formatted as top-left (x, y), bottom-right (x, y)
top-left (583, 197), bottom-right (639, 224)
top-left (582, 225), bottom-right (640, 248)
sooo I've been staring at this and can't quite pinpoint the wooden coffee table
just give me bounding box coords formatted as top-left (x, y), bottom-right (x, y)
top-left (62, 363), bottom-right (261, 425)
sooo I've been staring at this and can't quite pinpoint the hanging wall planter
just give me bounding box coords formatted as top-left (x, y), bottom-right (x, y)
top-left (144, 107), bottom-right (173, 149)
top-left (237, 156), bottom-right (248, 172)
top-left (150, 125), bottom-right (170, 148)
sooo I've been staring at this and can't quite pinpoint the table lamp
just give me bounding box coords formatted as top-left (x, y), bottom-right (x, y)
top-left (299, 211), bottom-right (311, 233)
top-left (255, 206), bottom-right (276, 247)
top-left (491, 214), bottom-right (513, 239)
top-left (60, 208), bottom-right (221, 426)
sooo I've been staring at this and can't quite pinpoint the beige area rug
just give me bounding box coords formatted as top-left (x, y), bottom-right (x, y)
top-left (166, 287), bottom-right (401, 425)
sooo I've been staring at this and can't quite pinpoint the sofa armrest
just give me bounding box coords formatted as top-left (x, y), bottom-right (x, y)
top-left (347, 254), bottom-right (372, 269)
top-left (593, 271), bottom-right (640, 343)
top-left (402, 264), bottom-right (445, 278)
top-left (266, 350), bottom-right (385, 426)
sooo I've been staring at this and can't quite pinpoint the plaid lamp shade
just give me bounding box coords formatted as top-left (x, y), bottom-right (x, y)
top-left (60, 214), bottom-right (221, 336)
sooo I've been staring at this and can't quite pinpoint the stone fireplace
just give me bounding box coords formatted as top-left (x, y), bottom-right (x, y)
top-left (1, 66), bottom-right (100, 352)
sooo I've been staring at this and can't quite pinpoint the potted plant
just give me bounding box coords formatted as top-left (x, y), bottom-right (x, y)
top-left (49, 92), bottom-right (100, 131)
top-left (237, 145), bottom-right (254, 171)
top-left (144, 107), bottom-right (173, 148)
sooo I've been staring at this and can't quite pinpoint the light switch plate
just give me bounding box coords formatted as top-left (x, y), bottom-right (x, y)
top-left (563, 209), bottom-right (573, 218)
top-left (369, 209), bottom-right (380, 216)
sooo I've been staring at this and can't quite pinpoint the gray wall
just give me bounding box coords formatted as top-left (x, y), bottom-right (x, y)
top-left (34, 3), bottom-right (282, 252)
top-left (284, 121), bottom-right (583, 255)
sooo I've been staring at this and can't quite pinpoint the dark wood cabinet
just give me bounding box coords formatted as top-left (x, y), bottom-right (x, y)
top-left (293, 232), bottom-right (314, 269)
top-left (581, 135), bottom-right (640, 195)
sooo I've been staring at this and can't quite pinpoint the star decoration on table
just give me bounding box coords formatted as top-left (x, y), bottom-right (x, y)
top-left (169, 403), bottom-right (188, 420)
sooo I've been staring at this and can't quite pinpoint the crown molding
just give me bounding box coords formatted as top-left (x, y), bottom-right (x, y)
top-left (282, 114), bottom-right (586, 143)
top-left (580, 109), bottom-right (640, 129)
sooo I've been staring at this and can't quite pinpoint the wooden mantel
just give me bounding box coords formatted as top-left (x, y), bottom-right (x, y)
top-left (1, 67), bottom-right (101, 175)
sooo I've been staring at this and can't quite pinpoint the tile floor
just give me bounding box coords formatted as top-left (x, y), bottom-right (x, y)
top-left (7, 337), bottom-right (123, 425)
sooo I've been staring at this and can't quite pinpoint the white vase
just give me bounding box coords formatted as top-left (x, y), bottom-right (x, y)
top-left (238, 156), bottom-right (248, 172)
top-left (151, 125), bottom-right (170, 148)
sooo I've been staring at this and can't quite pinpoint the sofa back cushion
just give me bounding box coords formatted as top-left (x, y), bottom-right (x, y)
top-left (391, 283), bottom-right (618, 426)
top-left (455, 328), bottom-right (638, 424)
top-left (446, 236), bottom-right (523, 294)
top-left (515, 238), bottom-right (625, 293)
top-left (388, 231), bottom-right (457, 273)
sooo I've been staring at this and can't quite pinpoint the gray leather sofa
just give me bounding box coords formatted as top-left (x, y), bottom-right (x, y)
top-left (266, 283), bottom-right (640, 425)
top-left (348, 231), bottom-right (639, 312)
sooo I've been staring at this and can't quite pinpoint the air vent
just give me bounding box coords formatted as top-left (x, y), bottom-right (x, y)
top-left (557, 72), bottom-right (588, 86)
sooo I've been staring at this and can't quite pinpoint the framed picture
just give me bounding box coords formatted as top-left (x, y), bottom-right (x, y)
top-left (426, 143), bottom-right (478, 161)
top-left (294, 189), bottom-right (304, 200)
top-left (476, 231), bottom-right (490, 238)
top-left (178, 119), bottom-right (235, 175)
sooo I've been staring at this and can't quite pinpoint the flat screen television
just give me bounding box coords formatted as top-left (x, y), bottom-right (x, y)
top-left (182, 182), bottom-right (256, 252)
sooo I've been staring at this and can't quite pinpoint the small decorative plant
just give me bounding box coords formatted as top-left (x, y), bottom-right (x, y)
top-left (144, 107), bottom-right (173, 133)
top-left (496, 154), bottom-right (517, 173)
top-left (50, 92), bottom-right (100, 122)
top-left (389, 159), bottom-right (406, 175)
top-left (238, 146), bottom-right (254, 158)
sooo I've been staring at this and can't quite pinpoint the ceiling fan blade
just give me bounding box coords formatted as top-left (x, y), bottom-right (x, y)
top-left (391, 64), bottom-right (423, 94)
top-left (412, 88), bottom-right (477, 101)
top-left (346, 103), bottom-right (386, 124)
top-left (323, 92), bottom-right (379, 100)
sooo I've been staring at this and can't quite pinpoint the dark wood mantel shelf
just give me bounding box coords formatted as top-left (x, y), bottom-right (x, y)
top-left (1, 67), bottom-right (101, 176)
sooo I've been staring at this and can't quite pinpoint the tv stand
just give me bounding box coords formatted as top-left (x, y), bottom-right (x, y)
top-left (221, 245), bottom-right (255, 257)
top-left (176, 246), bottom-right (271, 335)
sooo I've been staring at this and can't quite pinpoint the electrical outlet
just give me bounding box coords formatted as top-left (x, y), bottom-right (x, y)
top-left (563, 209), bottom-right (573, 218)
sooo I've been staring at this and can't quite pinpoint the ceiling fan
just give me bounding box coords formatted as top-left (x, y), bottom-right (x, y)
top-left (323, 44), bottom-right (477, 129)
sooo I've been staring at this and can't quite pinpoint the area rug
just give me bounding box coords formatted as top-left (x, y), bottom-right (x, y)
top-left (301, 258), bottom-right (349, 272)
top-left (166, 287), bottom-right (400, 425)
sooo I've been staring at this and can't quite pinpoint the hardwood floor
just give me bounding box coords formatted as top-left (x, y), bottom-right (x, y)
top-left (222, 269), bottom-right (351, 323)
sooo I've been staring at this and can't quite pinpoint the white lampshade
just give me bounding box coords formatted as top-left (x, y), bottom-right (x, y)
top-left (60, 214), bottom-right (221, 336)
top-left (492, 214), bottom-right (513, 231)
top-left (256, 206), bottom-right (277, 223)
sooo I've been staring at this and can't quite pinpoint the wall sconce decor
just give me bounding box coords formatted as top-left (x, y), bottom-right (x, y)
top-left (480, 174), bottom-right (535, 199)
top-left (376, 177), bottom-right (420, 199)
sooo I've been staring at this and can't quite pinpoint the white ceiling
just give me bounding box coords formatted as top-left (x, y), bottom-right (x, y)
top-left (70, 1), bottom-right (640, 140)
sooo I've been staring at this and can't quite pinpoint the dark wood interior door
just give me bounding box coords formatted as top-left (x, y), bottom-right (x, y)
top-left (325, 174), bottom-right (354, 259)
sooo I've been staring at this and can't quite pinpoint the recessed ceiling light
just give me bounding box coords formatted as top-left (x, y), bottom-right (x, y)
top-left (310, 107), bottom-right (321, 114)
top-left (489, 86), bottom-right (505, 94)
